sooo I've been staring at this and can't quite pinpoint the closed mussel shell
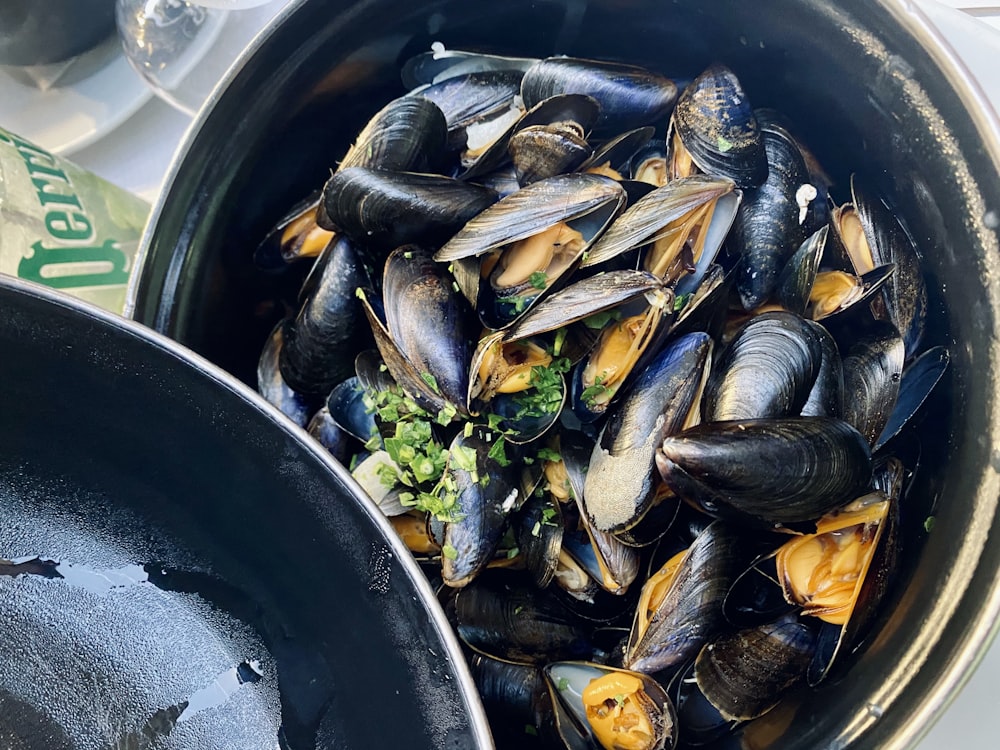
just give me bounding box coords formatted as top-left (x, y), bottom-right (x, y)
top-left (800, 320), bottom-right (844, 418)
top-left (694, 612), bottom-right (818, 722)
top-left (338, 94), bottom-right (449, 174)
top-left (774, 225), bottom-right (827, 317)
top-left (320, 167), bottom-right (498, 256)
top-left (522, 56), bottom-right (679, 137)
top-left (515, 491), bottom-right (565, 590)
top-left (453, 572), bottom-right (594, 664)
top-left (257, 319), bottom-right (318, 427)
top-left (468, 653), bottom-right (554, 745)
top-left (703, 311), bottom-right (822, 422)
top-left (509, 121), bottom-right (593, 185)
top-left (669, 64), bottom-right (767, 190)
top-left (732, 121), bottom-right (814, 310)
top-left (278, 236), bottom-right (371, 397)
top-left (656, 417), bottom-right (872, 526)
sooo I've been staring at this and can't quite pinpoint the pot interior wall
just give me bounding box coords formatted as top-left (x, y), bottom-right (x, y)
top-left (132, 0), bottom-right (1000, 748)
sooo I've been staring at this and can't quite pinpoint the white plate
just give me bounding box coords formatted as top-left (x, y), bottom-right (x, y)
top-left (0, 51), bottom-right (153, 156)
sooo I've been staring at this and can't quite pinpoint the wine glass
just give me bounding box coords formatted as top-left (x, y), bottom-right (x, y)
top-left (115, 0), bottom-right (283, 116)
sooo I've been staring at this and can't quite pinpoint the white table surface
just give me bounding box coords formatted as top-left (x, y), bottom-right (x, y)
top-left (60, 1), bottom-right (1000, 747)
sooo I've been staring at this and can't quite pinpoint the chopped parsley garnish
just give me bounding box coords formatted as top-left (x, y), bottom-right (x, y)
top-left (529, 271), bottom-right (548, 290)
top-left (487, 435), bottom-right (511, 467)
top-left (524, 724), bottom-right (538, 737)
top-left (673, 292), bottom-right (692, 312)
top-left (537, 447), bottom-right (562, 463)
top-left (581, 374), bottom-right (614, 408)
top-left (557, 677), bottom-right (570, 692)
top-left (511, 357), bottom-right (571, 419)
top-left (442, 544), bottom-right (458, 560)
top-left (582, 309), bottom-right (621, 330)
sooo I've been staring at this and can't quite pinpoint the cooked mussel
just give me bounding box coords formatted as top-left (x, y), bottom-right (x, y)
top-left (732, 120), bottom-right (815, 310)
top-left (702, 311), bottom-right (822, 422)
top-left (668, 64), bottom-right (767, 189)
top-left (278, 236), bottom-right (371, 397)
top-left (436, 172), bottom-right (626, 329)
top-left (522, 56), bottom-right (678, 137)
top-left (584, 332), bottom-right (712, 532)
top-left (656, 417), bottom-right (872, 526)
top-left (320, 167), bottom-right (498, 256)
top-left (359, 246), bottom-right (473, 416)
top-left (545, 661), bottom-right (678, 750)
top-left (624, 521), bottom-right (746, 674)
top-left (693, 613), bottom-right (818, 722)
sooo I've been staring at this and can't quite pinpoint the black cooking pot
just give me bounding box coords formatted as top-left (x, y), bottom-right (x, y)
top-left (128, 0), bottom-right (1000, 748)
top-left (0, 276), bottom-right (490, 749)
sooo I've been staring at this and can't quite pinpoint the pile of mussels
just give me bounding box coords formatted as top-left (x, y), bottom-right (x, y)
top-left (254, 49), bottom-right (950, 750)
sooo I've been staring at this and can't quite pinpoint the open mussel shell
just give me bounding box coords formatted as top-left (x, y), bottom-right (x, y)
top-left (808, 264), bottom-right (896, 322)
top-left (504, 268), bottom-right (665, 343)
top-left (522, 56), bottom-right (678, 137)
top-left (253, 190), bottom-right (333, 269)
top-left (410, 69), bottom-right (524, 146)
top-left (584, 332), bottom-right (713, 533)
top-left (437, 172), bottom-right (626, 329)
top-left (468, 332), bottom-right (567, 443)
top-left (771, 490), bottom-right (901, 687)
top-left (436, 172), bottom-right (623, 263)
top-left (278, 236), bottom-right (370, 397)
top-left (569, 285), bottom-right (678, 424)
top-left (656, 417), bottom-right (872, 527)
top-left (359, 247), bottom-right (472, 417)
top-left (579, 126), bottom-right (656, 179)
top-left (841, 322), bottom-right (906, 447)
top-left (629, 139), bottom-right (668, 187)
top-left (338, 94), bottom-right (449, 174)
top-left (320, 167), bottom-right (498, 256)
top-left (256, 319), bottom-right (319, 427)
top-left (624, 521), bottom-right (748, 674)
top-left (732, 121), bottom-right (814, 310)
top-left (703, 311), bottom-right (822, 422)
top-left (693, 612), bottom-right (818, 722)
top-left (669, 64), bottom-right (767, 190)
top-left (774, 225), bottom-right (827, 317)
top-left (441, 427), bottom-right (525, 587)
top-left (581, 175), bottom-right (735, 272)
top-left (544, 661), bottom-right (678, 750)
